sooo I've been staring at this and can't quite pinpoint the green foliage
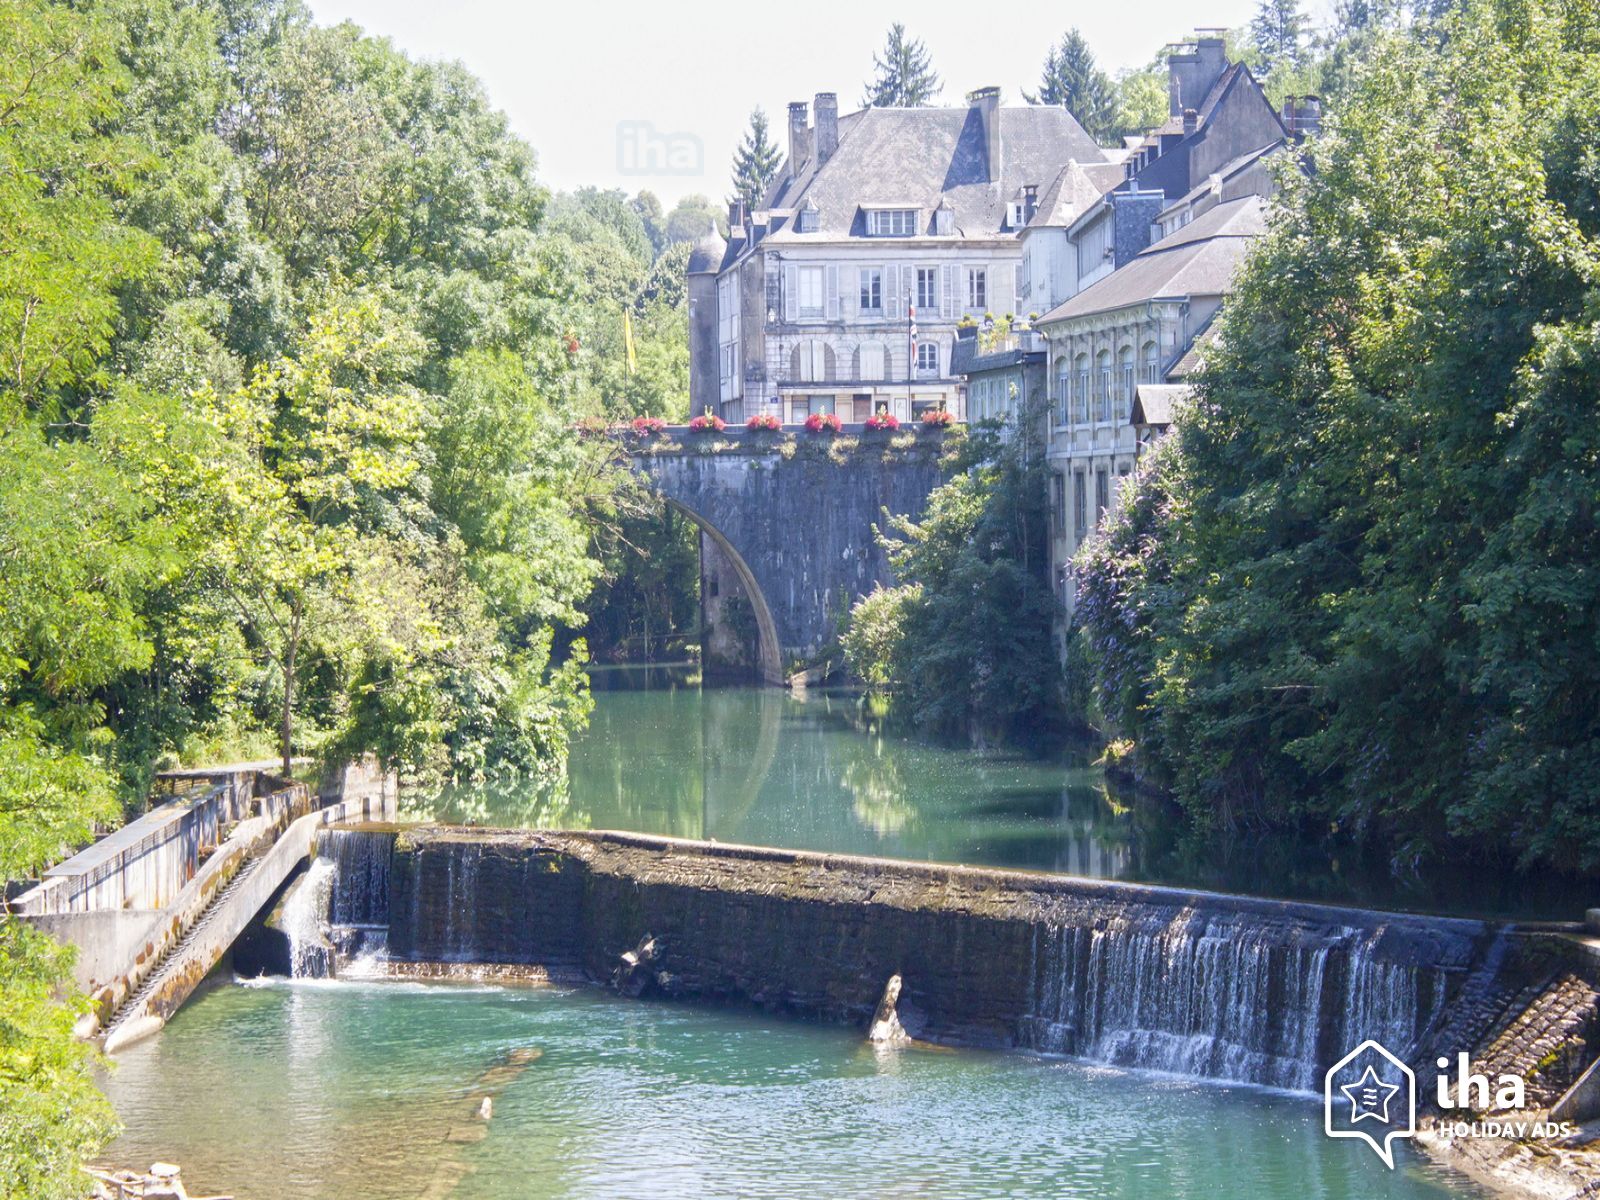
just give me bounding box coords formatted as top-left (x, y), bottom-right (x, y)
top-left (862, 23), bottom-right (941, 108)
top-left (730, 107), bottom-right (781, 209)
top-left (845, 417), bottom-right (1064, 745)
top-left (1026, 29), bottom-right (1118, 142)
top-left (1249, 0), bottom-right (1310, 78)
top-left (1075, 0), bottom-right (1600, 875)
top-left (0, 921), bottom-right (119, 1200)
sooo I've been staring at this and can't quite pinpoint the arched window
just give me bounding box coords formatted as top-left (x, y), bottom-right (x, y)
top-left (1118, 346), bottom-right (1135, 421)
top-left (1054, 355), bottom-right (1070, 425)
top-left (1095, 350), bottom-right (1112, 422)
top-left (1074, 353), bottom-right (1090, 424)
top-left (916, 341), bottom-right (939, 374)
top-left (1142, 340), bottom-right (1160, 384)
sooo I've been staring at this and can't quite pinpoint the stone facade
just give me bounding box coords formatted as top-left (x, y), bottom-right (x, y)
top-left (689, 89), bottom-right (1112, 426)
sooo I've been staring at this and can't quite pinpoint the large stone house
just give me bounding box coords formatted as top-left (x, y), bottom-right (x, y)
top-left (687, 89), bottom-right (1112, 425)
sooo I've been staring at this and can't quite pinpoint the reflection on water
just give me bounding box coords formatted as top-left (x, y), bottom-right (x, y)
top-left (400, 666), bottom-right (1580, 918)
top-left (102, 980), bottom-right (1491, 1200)
top-left (408, 669), bottom-right (1133, 876)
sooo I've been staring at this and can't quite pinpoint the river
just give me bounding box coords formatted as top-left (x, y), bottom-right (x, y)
top-left (100, 670), bottom-right (1511, 1198)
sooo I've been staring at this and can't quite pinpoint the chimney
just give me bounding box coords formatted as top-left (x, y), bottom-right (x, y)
top-left (1300, 94), bottom-right (1322, 137)
top-left (728, 199), bottom-right (747, 230)
top-left (1022, 183), bottom-right (1038, 224)
top-left (1182, 108), bottom-right (1198, 136)
top-left (814, 92), bottom-right (839, 164)
top-left (971, 86), bottom-right (1001, 183)
top-left (1168, 31), bottom-right (1230, 115)
top-left (787, 101), bottom-right (810, 178)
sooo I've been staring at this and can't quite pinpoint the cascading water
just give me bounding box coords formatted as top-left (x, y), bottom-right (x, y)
top-left (315, 828), bottom-right (396, 969)
top-left (281, 858), bottom-right (337, 978)
top-left (1019, 909), bottom-right (1449, 1093)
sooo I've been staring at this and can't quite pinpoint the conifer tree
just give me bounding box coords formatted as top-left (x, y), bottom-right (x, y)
top-left (1026, 29), bottom-right (1118, 142)
top-left (862, 23), bottom-right (941, 108)
top-left (729, 107), bottom-right (781, 209)
top-left (1250, 0), bottom-right (1309, 78)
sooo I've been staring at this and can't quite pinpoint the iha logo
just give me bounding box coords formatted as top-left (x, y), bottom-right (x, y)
top-left (1324, 1040), bottom-right (1416, 1168)
top-left (1326, 1043), bottom-right (1577, 1166)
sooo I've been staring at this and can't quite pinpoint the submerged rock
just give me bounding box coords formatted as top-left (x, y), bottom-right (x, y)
top-left (612, 934), bottom-right (661, 997)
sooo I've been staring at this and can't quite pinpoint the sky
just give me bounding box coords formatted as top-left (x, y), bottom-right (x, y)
top-left (308, 0), bottom-right (1332, 209)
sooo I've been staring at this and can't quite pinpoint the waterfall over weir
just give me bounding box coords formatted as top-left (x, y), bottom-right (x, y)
top-left (290, 828), bottom-right (1495, 1097)
top-left (1019, 912), bottom-right (1449, 1093)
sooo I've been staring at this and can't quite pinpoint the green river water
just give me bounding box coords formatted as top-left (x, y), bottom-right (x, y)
top-left (100, 670), bottom-right (1507, 1198)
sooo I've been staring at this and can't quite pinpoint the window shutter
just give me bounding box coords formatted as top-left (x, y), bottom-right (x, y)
top-left (784, 265), bottom-right (799, 322)
top-left (944, 264), bottom-right (957, 318)
top-left (886, 265), bottom-right (900, 319)
top-left (992, 262), bottom-right (1013, 316)
top-left (826, 265), bottom-right (840, 320)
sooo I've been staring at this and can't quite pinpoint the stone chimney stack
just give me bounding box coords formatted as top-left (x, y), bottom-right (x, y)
top-left (1168, 31), bottom-right (1230, 115)
top-left (787, 101), bottom-right (810, 178)
top-left (1182, 108), bottom-right (1199, 136)
top-left (971, 87), bottom-right (1002, 182)
top-left (728, 199), bottom-right (747, 230)
top-left (814, 92), bottom-right (839, 164)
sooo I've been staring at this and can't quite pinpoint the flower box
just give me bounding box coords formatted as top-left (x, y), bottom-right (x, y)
top-left (746, 413), bottom-right (782, 432)
top-left (864, 413), bottom-right (900, 432)
top-left (630, 416), bottom-right (666, 436)
top-left (919, 409), bottom-right (954, 428)
top-left (688, 414), bottom-right (727, 433)
top-left (804, 412), bottom-right (843, 434)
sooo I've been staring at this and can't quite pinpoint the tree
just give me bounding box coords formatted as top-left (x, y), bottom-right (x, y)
top-left (1250, 0), bottom-right (1309, 78)
top-left (1076, 0), bottom-right (1600, 876)
top-left (729, 107), bottom-right (781, 210)
top-left (842, 412), bottom-right (1064, 745)
top-left (862, 23), bottom-right (941, 108)
top-left (1026, 29), bottom-right (1118, 142)
top-left (663, 193), bottom-right (724, 245)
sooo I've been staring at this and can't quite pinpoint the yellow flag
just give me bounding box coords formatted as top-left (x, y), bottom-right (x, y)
top-left (623, 308), bottom-right (637, 375)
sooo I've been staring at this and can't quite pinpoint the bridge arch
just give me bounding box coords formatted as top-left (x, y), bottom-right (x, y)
top-left (626, 431), bottom-right (947, 685)
top-left (661, 499), bottom-right (784, 685)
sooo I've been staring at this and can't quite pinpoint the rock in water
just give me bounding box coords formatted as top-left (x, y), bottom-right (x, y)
top-left (612, 934), bottom-right (661, 997)
top-left (868, 974), bottom-right (909, 1045)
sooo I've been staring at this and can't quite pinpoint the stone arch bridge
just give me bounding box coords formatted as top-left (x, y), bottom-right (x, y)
top-left (625, 427), bottom-right (949, 683)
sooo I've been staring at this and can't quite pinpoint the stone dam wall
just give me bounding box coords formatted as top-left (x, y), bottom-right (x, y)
top-left (334, 828), bottom-right (1600, 1101)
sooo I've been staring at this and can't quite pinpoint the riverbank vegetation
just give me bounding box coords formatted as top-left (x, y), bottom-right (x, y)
top-left (1075, 0), bottom-right (1600, 879)
top-left (0, 0), bottom-right (696, 1189)
top-left (842, 411), bottom-right (1065, 747)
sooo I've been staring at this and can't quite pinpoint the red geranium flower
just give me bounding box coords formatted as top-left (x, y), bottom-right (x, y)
top-left (804, 412), bottom-right (842, 433)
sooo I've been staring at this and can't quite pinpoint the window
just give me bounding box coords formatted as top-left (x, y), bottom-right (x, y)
top-left (859, 268), bottom-right (882, 312)
top-left (1073, 473), bottom-right (1088, 540)
top-left (867, 208), bottom-right (917, 236)
top-left (1054, 358), bottom-right (1069, 425)
top-left (1052, 473), bottom-right (1066, 535)
top-left (1142, 340), bottom-right (1160, 384)
top-left (1015, 262), bottom-right (1025, 300)
top-left (796, 339), bottom-right (828, 382)
top-left (858, 342), bottom-right (886, 381)
top-left (1096, 351), bottom-right (1112, 422)
top-left (809, 394), bottom-right (836, 417)
top-left (916, 341), bottom-right (939, 373)
top-left (719, 343), bottom-right (736, 380)
top-left (1075, 356), bottom-right (1090, 424)
top-left (1119, 347), bottom-right (1135, 421)
top-left (916, 267), bottom-right (938, 310)
top-left (798, 267), bottom-right (825, 318)
top-left (798, 204), bottom-right (819, 233)
top-left (967, 268), bottom-right (986, 311)
top-left (1096, 468), bottom-right (1110, 520)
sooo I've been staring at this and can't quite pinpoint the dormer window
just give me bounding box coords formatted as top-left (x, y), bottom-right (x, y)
top-left (933, 204), bottom-right (954, 235)
top-left (797, 202), bottom-right (819, 233)
top-left (866, 208), bottom-right (918, 237)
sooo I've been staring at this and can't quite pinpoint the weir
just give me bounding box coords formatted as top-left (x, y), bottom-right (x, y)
top-left (290, 826), bottom-right (1600, 1103)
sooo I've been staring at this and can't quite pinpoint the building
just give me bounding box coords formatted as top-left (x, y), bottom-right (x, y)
top-left (949, 322), bottom-right (1049, 437)
top-left (687, 89), bottom-right (1113, 425)
top-left (1022, 35), bottom-right (1301, 610)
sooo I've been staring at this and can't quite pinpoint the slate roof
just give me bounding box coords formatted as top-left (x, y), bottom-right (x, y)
top-left (1027, 159), bottom-right (1126, 230)
top-left (1038, 195), bottom-right (1267, 322)
top-left (1156, 141), bottom-right (1283, 222)
top-left (1132, 384), bottom-right (1189, 426)
top-left (762, 104), bottom-right (1108, 242)
top-left (1147, 62), bottom-right (1251, 138)
top-left (1166, 318), bottom-right (1222, 378)
top-left (687, 225), bottom-right (728, 274)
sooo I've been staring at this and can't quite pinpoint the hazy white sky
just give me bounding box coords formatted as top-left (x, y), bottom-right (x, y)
top-left (308, 0), bottom-right (1331, 207)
